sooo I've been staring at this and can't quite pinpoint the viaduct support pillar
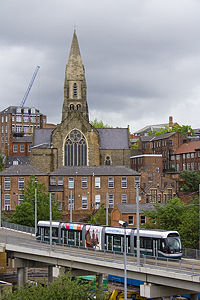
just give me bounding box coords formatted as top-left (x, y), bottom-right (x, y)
top-left (48, 266), bottom-right (53, 284)
top-left (191, 294), bottom-right (199, 300)
top-left (17, 267), bottom-right (26, 287)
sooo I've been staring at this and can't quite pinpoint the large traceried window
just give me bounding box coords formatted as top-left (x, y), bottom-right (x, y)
top-left (64, 130), bottom-right (87, 166)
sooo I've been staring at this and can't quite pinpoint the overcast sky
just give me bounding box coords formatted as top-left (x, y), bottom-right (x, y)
top-left (0, 0), bottom-right (200, 132)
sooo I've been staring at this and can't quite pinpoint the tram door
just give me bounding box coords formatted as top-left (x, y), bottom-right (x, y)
top-left (75, 231), bottom-right (81, 246)
top-left (106, 235), bottom-right (113, 251)
top-left (152, 239), bottom-right (158, 257)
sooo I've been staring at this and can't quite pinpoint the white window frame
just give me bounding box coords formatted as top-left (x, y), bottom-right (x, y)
top-left (20, 145), bottom-right (25, 153)
top-left (109, 194), bottom-right (114, 208)
top-left (50, 176), bottom-right (56, 186)
top-left (4, 194), bottom-right (10, 210)
top-left (95, 194), bottom-right (101, 209)
top-left (121, 177), bottom-right (127, 188)
top-left (18, 177), bottom-right (24, 190)
top-left (82, 195), bottom-right (87, 209)
top-left (4, 177), bottom-right (10, 190)
top-left (108, 177), bottom-right (114, 188)
top-left (13, 145), bottom-right (18, 153)
top-left (18, 194), bottom-right (24, 205)
top-left (81, 177), bottom-right (87, 188)
top-left (95, 177), bottom-right (100, 188)
top-left (121, 194), bottom-right (127, 204)
top-left (68, 193), bottom-right (74, 210)
top-left (58, 176), bottom-right (63, 185)
top-left (68, 177), bottom-right (74, 189)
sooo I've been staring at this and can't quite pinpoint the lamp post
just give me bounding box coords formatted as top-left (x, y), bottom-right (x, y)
top-left (35, 188), bottom-right (37, 236)
top-left (119, 220), bottom-right (128, 300)
top-left (49, 193), bottom-right (52, 251)
top-left (134, 176), bottom-right (141, 266)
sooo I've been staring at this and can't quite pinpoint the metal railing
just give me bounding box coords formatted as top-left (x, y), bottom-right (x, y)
top-left (1, 221), bottom-right (35, 235)
top-left (182, 248), bottom-right (200, 259)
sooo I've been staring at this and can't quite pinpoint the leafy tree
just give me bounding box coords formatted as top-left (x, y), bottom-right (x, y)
top-left (180, 170), bottom-right (200, 192)
top-left (142, 197), bottom-right (199, 248)
top-left (2, 274), bottom-right (107, 300)
top-left (90, 119), bottom-right (113, 128)
top-left (0, 154), bottom-right (5, 171)
top-left (11, 176), bottom-right (61, 227)
top-left (148, 124), bottom-right (194, 137)
top-left (88, 204), bottom-right (110, 225)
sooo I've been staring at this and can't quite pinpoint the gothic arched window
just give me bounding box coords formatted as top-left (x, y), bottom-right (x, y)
top-left (69, 104), bottom-right (74, 111)
top-left (73, 83), bottom-right (77, 98)
top-left (105, 156), bottom-right (111, 165)
top-left (64, 130), bottom-right (87, 166)
top-left (77, 104), bottom-right (81, 111)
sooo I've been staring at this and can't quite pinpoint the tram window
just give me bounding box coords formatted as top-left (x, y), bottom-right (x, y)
top-left (140, 237), bottom-right (144, 248)
top-left (52, 228), bottom-right (58, 237)
top-left (145, 238), bottom-right (152, 249)
top-left (68, 231), bottom-right (74, 239)
top-left (113, 235), bottom-right (121, 247)
top-left (44, 227), bottom-right (50, 236)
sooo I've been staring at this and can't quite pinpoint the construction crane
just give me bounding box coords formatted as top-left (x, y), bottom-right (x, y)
top-left (20, 65), bottom-right (40, 107)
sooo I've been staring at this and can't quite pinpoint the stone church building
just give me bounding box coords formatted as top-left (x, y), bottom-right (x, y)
top-left (31, 30), bottom-right (130, 173)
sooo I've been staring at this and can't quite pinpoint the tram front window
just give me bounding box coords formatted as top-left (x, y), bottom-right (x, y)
top-left (166, 237), bottom-right (181, 253)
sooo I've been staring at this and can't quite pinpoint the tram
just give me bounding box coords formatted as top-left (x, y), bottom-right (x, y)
top-left (36, 221), bottom-right (182, 259)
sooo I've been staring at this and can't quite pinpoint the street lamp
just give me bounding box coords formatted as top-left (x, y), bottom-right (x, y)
top-left (119, 220), bottom-right (128, 300)
top-left (49, 193), bottom-right (52, 251)
top-left (134, 176), bottom-right (141, 266)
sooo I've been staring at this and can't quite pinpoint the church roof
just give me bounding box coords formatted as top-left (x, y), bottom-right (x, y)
top-left (32, 128), bottom-right (53, 148)
top-left (97, 128), bottom-right (129, 149)
top-left (50, 165), bottom-right (139, 176)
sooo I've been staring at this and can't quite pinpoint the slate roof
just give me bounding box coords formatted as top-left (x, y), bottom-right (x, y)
top-left (116, 203), bottom-right (156, 214)
top-left (175, 141), bottom-right (200, 154)
top-left (0, 106), bottom-right (40, 115)
top-left (32, 128), bottom-right (53, 148)
top-left (97, 128), bottom-right (129, 149)
top-left (6, 156), bottom-right (30, 168)
top-left (0, 164), bottom-right (47, 176)
top-left (13, 136), bottom-right (32, 143)
top-left (134, 123), bottom-right (168, 135)
top-left (50, 165), bottom-right (139, 176)
top-left (149, 132), bottom-right (175, 141)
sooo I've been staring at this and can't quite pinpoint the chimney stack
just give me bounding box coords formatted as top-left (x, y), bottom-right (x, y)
top-left (169, 116), bottom-right (173, 127)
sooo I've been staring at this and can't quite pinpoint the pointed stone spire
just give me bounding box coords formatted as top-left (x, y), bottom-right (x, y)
top-left (62, 30), bottom-right (88, 122)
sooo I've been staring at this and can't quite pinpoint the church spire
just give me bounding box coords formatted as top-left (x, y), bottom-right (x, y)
top-left (62, 30), bottom-right (88, 122)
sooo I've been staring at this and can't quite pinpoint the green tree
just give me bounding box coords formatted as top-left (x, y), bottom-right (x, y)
top-left (2, 274), bottom-right (107, 300)
top-left (148, 124), bottom-right (194, 137)
top-left (180, 170), bottom-right (200, 192)
top-left (142, 197), bottom-right (199, 248)
top-left (88, 204), bottom-right (110, 225)
top-left (90, 119), bottom-right (113, 128)
top-left (0, 154), bottom-right (5, 171)
top-left (11, 176), bottom-right (61, 227)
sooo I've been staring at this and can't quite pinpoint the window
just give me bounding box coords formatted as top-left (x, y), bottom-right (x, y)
top-left (81, 177), bottom-right (87, 188)
top-left (50, 176), bottom-right (56, 185)
top-left (108, 177), bottom-right (114, 188)
top-left (169, 140), bottom-right (173, 147)
top-left (105, 156), bottom-right (111, 165)
top-left (121, 194), bottom-right (127, 204)
top-left (16, 125), bottom-right (22, 133)
top-left (183, 154), bottom-right (186, 159)
top-left (187, 163), bottom-right (190, 170)
top-left (191, 153), bottom-right (195, 158)
top-left (128, 216), bottom-right (134, 225)
top-left (31, 108), bottom-right (36, 114)
top-left (1, 116), bottom-right (3, 123)
top-left (5, 126), bottom-right (7, 133)
top-left (73, 83), bottom-right (77, 98)
top-left (57, 201), bottom-right (62, 210)
top-left (69, 104), bottom-right (74, 111)
top-left (13, 145), bottom-right (18, 153)
top-left (1, 126), bottom-right (3, 134)
top-left (191, 162), bottom-right (194, 170)
top-left (141, 216), bottom-right (146, 224)
top-left (31, 116), bottom-right (36, 123)
top-left (167, 189), bottom-right (172, 201)
top-left (82, 195), bottom-right (87, 209)
top-left (5, 115), bottom-right (7, 123)
top-left (176, 164), bottom-right (180, 172)
top-left (198, 152), bottom-right (200, 158)
top-left (171, 155), bottom-right (175, 161)
top-left (4, 177), bottom-right (10, 190)
top-left (68, 177), bottom-right (74, 189)
top-left (64, 130), bottom-right (87, 166)
top-left (77, 104), bottom-right (81, 111)
top-left (187, 153), bottom-right (190, 159)
top-left (12, 115), bottom-right (15, 122)
top-left (58, 176), bottom-right (63, 185)
top-left (4, 194), bottom-right (10, 210)
top-left (16, 115), bottom-right (22, 122)
top-left (13, 160), bottom-right (18, 165)
top-left (18, 177), bottom-right (24, 190)
top-left (68, 193), bottom-right (74, 210)
top-left (23, 116), bottom-right (29, 123)
top-left (18, 194), bottom-right (24, 204)
top-left (12, 125), bottom-right (15, 132)
top-left (20, 145), bottom-right (24, 153)
top-left (109, 194), bottom-right (114, 208)
top-left (95, 194), bottom-right (101, 209)
top-left (95, 177), bottom-right (100, 188)
top-left (16, 107), bottom-right (21, 113)
top-left (150, 189), bottom-right (157, 203)
top-left (183, 163), bottom-right (186, 170)
top-left (28, 145), bottom-right (31, 152)
top-left (148, 172), bottom-right (153, 182)
top-left (121, 177), bottom-right (127, 188)
top-left (157, 194), bottom-right (161, 203)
